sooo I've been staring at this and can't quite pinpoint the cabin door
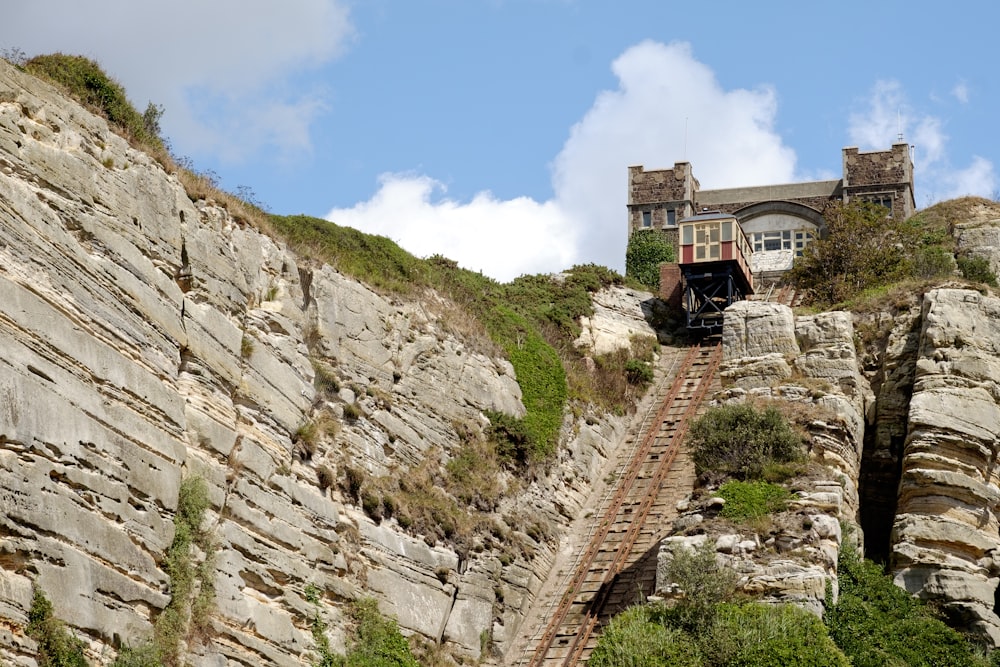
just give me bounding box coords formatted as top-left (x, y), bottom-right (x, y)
top-left (694, 222), bottom-right (720, 261)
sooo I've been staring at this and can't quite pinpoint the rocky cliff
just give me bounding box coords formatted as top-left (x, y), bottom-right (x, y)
top-left (0, 59), bottom-right (658, 665)
top-left (658, 268), bottom-right (1000, 646)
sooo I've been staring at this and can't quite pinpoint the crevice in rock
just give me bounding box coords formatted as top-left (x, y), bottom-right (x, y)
top-left (298, 266), bottom-right (313, 311)
top-left (858, 431), bottom-right (905, 564)
top-left (176, 241), bottom-right (192, 293)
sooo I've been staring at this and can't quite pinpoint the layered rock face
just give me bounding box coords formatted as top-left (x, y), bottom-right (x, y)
top-left (659, 302), bottom-right (869, 613)
top-left (0, 60), bottom-right (638, 665)
top-left (891, 289), bottom-right (1000, 644)
top-left (666, 292), bottom-right (1000, 646)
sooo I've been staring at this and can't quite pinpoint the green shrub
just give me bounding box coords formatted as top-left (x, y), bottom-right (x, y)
top-left (624, 358), bottom-right (654, 386)
top-left (909, 245), bottom-right (956, 280)
top-left (826, 550), bottom-right (990, 667)
top-left (589, 605), bottom-right (702, 667)
top-left (625, 230), bottom-right (675, 290)
top-left (688, 403), bottom-right (803, 481)
top-left (305, 595), bottom-right (420, 667)
top-left (705, 602), bottom-right (850, 666)
top-left (130, 475), bottom-right (214, 666)
top-left (342, 598), bottom-right (420, 667)
top-left (485, 409), bottom-right (536, 467)
top-left (659, 540), bottom-right (738, 631)
top-left (483, 306), bottom-right (566, 460)
top-left (111, 643), bottom-right (161, 667)
top-left (24, 54), bottom-right (163, 148)
top-left (717, 480), bottom-right (791, 521)
top-left (958, 255), bottom-right (999, 287)
top-left (27, 587), bottom-right (88, 667)
top-left (789, 201), bottom-right (919, 305)
top-left (592, 599), bottom-right (850, 667)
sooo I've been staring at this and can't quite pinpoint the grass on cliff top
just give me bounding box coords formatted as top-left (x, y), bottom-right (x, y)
top-left (23, 53), bottom-right (164, 150)
top-left (271, 213), bottom-right (653, 460)
top-left (791, 197), bottom-right (1000, 311)
top-left (13, 51), bottom-right (655, 459)
top-left (13, 52), bottom-right (273, 233)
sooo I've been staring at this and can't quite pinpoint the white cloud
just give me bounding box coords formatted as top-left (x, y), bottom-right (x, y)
top-left (327, 174), bottom-right (577, 281)
top-left (0, 0), bottom-right (353, 161)
top-left (328, 40), bottom-right (797, 281)
top-left (940, 156), bottom-right (996, 199)
top-left (850, 80), bottom-right (997, 204)
top-left (952, 81), bottom-right (970, 104)
top-left (848, 80), bottom-right (907, 149)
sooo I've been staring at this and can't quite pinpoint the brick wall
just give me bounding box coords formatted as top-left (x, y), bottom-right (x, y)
top-left (659, 263), bottom-right (683, 309)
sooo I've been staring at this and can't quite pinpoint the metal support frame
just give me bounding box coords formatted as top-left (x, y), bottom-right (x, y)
top-left (682, 265), bottom-right (745, 334)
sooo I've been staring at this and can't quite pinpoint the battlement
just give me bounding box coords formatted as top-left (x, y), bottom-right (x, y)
top-left (628, 143), bottom-right (915, 275)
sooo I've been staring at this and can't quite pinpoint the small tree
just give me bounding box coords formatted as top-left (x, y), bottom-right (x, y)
top-left (626, 230), bottom-right (675, 290)
top-left (661, 540), bottom-right (739, 631)
top-left (789, 201), bottom-right (918, 305)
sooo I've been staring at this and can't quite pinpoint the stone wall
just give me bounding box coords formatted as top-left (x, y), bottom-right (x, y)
top-left (842, 143), bottom-right (915, 219)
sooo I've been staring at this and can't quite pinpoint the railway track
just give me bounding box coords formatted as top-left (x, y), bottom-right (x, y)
top-left (520, 339), bottom-right (722, 666)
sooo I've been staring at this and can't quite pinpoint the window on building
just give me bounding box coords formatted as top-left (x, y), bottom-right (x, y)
top-left (666, 209), bottom-right (677, 227)
top-left (752, 231), bottom-right (794, 253)
top-left (862, 194), bottom-right (894, 217)
top-left (794, 230), bottom-right (815, 257)
top-left (642, 210), bottom-right (652, 227)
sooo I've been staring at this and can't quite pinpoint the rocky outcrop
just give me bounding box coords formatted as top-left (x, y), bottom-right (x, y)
top-left (673, 288), bottom-right (1000, 646)
top-left (575, 284), bottom-right (662, 354)
top-left (891, 288), bottom-right (1000, 645)
top-left (659, 302), bottom-right (868, 613)
top-left (0, 59), bottom-right (635, 665)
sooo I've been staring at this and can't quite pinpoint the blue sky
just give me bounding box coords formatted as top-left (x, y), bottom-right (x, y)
top-left (3, 1), bottom-right (998, 281)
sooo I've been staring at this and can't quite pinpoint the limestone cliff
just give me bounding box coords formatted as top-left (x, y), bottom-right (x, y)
top-left (659, 267), bottom-right (1000, 647)
top-left (0, 59), bottom-right (652, 665)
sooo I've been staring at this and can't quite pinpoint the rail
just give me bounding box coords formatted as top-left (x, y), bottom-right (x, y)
top-left (523, 340), bottom-right (723, 666)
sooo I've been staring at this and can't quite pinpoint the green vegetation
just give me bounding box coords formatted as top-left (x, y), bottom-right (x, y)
top-left (707, 603), bottom-right (850, 667)
top-left (716, 480), bottom-right (791, 521)
top-left (27, 587), bottom-right (88, 667)
top-left (790, 198), bottom-right (1000, 307)
top-left (688, 403), bottom-right (803, 481)
top-left (958, 254), bottom-right (998, 286)
top-left (24, 54), bottom-right (164, 149)
top-left (589, 606), bottom-right (703, 667)
top-left (114, 476), bottom-right (214, 666)
top-left (789, 201), bottom-right (920, 305)
top-left (625, 229), bottom-right (675, 290)
top-left (595, 541), bottom-right (997, 666)
top-left (660, 541), bottom-right (738, 631)
top-left (304, 591), bottom-right (419, 667)
top-left (825, 550), bottom-right (992, 667)
top-left (592, 543), bottom-right (849, 666)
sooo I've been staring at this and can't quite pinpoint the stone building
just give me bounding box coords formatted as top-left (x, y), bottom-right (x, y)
top-left (628, 143), bottom-right (915, 274)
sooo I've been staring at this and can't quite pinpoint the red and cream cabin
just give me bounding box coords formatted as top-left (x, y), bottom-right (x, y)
top-left (678, 211), bottom-right (754, 291)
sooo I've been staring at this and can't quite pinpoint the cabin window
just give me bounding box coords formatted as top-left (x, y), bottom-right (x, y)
top-left (693, 222), bottom-right (721, 260)
top-left (721, 221), bottom-right (733, 242)
top-left (682, 224), bottom-right (693, 245)
top-left (642, 210), bottom-right (652, 227)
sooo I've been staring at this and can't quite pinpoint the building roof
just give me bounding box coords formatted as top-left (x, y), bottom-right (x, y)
top-left (678, 210), bottom-right (735, 224)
